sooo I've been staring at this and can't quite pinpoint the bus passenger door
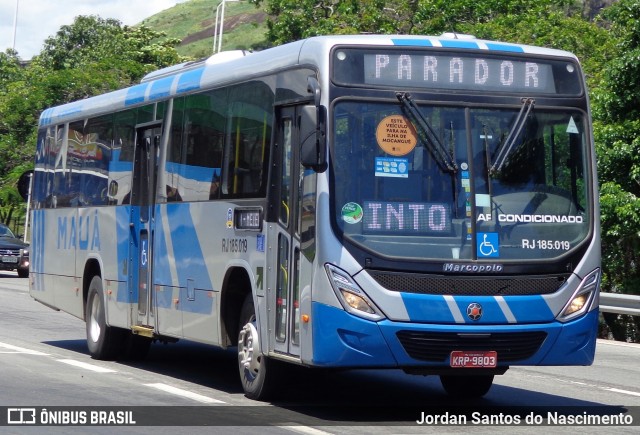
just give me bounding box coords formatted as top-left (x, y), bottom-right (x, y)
top-left (129, 122), bottom-right (162, 333)
top-left (270, 105), bottom-right (305, 358)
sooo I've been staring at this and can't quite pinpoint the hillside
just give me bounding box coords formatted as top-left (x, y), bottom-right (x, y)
top-left (141, 0), bottom-right (616, 61)
top-left (140, 0), bottom-right (270, 60)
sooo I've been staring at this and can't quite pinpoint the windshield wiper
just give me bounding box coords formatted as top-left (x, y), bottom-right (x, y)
top-left (396, 92), bottom-right (458, 174)
top-left (490, 97), bottom-right (535, 176)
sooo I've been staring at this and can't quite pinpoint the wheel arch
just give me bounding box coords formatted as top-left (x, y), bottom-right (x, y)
top-left (220, 265), bottom-right (253, 347)
top-left (82, 258), bottom-right (102, 321)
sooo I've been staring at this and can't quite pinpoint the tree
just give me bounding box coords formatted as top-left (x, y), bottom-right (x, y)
top-left (251, 0), bottom-right (583, 45)
top-left (470, 6), bottom-right (615, 90)
top-left (37, 16), bottom-right (184, 82)
top-left (0, 15), bottom-right (186, 234)
top-left (590, 0), bottom-right (640, 341)
top-left (0, 50), bottom-right (22, 89)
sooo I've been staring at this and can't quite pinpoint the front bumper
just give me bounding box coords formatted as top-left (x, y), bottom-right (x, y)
top-left (311, 302), bottom-right (597, 368)
top-left (0, 256), bottom-right (29, 271)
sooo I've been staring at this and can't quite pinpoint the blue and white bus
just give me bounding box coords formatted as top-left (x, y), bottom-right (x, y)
top-left (27, 34), bottom-right (600, 400)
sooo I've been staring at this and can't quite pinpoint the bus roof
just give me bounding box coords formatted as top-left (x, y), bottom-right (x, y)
top-left (39, 34), bottom-right (579, 128)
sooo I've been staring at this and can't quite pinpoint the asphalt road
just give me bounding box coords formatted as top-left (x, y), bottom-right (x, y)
top-left (0, 272), bottom-right (638, 434)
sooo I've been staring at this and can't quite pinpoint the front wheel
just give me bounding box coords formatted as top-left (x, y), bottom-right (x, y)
top-left (85, 276), bottom-right (124, 360)
top-left (237, 294), bottom-right (279, 400)
top-left (440, 374), bottom-right (494, 398)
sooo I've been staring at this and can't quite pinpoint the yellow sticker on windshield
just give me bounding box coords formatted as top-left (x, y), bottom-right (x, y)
top-left (375, 115), bottom-right (418, 156)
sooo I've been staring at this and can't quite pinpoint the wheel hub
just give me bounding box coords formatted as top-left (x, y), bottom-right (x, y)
top-left (238, 321), bottom-right (262, 378)
top-left (88, 297), bottom-right (101, 343)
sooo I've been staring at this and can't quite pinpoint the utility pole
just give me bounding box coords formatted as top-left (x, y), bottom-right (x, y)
top-left (212, 0), bottom-right (241, 54)
top-left (12, 0), bottom-right (19, 51)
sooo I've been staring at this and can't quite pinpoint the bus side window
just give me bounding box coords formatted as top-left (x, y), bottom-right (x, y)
top-left (82, 114), bottom-right (113, 206)
top-left (162, 97), bottom-right (185, 203)
top-left (39, 126), bottom-right (57, 209)
top-left (222, 80), bottom-right (274, 198)
top-left (175, 92), bottom-right (226, 202)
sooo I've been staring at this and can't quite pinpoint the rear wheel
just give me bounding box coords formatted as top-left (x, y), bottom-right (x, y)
top-left (237, 294), bottom-right (279, 400)
top-left (440, 374), bottom-right (494, 398)
top-left (85, 276), bottom-right (124, 360)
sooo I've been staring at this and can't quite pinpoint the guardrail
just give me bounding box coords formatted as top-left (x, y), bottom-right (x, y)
top-left (600, 292), bottom-right (640, 316)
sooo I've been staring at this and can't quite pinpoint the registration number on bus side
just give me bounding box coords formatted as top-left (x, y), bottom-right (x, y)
top-left (450, 351), bottom-right (497, 368)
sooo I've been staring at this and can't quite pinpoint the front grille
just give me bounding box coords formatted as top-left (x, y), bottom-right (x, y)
top-left (0, 249), bottom-right (20, 256)
top-left (396, 330), bottom-right (547, 363)
top-left (368, 270), bottom-right (567, 296)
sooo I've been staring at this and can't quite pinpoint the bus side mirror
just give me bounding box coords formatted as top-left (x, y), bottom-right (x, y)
top-left (300, 77), bottom-right (327, 172)
top-left (17, 170), bottom-right (33, 202)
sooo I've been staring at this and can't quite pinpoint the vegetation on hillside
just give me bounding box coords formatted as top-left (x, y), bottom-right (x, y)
top-left (141, 0), bottom-right (268, 58)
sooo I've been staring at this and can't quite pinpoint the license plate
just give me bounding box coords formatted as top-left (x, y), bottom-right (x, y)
top-left (450, 351), bottom-right (497, 368)
top-left (1, 256), bottom-right (18, 264)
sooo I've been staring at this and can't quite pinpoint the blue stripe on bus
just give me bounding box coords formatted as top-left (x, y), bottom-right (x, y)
top-left (391, 38), bottom-right (435, 47)
top-left (401, 294), bottom-right (458, 323)
top-left (115, 206), bottom-right (130, 302)
top-left (498, 295), bottom-right (554, 322)
top-left (125, 83), bottom-right (148, 106)
top-left (149, 76), bottom-right (175, 101)
top-left (439, 40), bottom-right (480, 50)
top-left (31, 209), bottom-right (46, 292)
top-left (451, 296), bottom-right (508, 323)
top-left (485, 42), bottom-right (525, 53)
top-left (401, 294), bottom-right (555, 324)
top-left (32, 209), bottom-right (43, 276)
top-left (177, 67), bottom-right (205, 94)
top-left (391, 38), bottom-right (526, 53)
top-left (39, 108), bottom-right (53, 127)
top-left (160, 203), bottom-right (213, 314)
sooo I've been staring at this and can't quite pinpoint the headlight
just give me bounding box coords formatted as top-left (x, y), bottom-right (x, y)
top-left (21, 249), bottom-right (29, 257)
top-left (325, 264), bottom-right (385, 321)
top-left (558, 268), bottom-right (600, 322)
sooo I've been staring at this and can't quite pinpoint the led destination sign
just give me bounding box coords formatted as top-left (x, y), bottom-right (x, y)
top-left (364, 53), bottom-right (556, 93)
top-left (333, 48), bottom-right (583, 94)
top-left (363, 201), bottom-right (451, 234)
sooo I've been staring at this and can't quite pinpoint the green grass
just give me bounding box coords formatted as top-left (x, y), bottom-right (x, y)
top-left (140, 0), bottom-right (270, 60)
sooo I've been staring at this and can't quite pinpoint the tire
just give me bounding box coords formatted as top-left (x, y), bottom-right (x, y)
top-left (237, 294), bottom-right (279, 400)
top-left (440, 374), bottom-right (494, 398)
top-left (85, 276), bottom-right (124, 360)
top-left (17, 268), bottom-right (28, 278)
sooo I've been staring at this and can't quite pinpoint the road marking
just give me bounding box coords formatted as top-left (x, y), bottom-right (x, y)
top-left (597, 339), bottom-right (640, 350)
top-left (520, 372), bottom-right (640, 399)
top-left (57, 359), bottom-right (117, 373)
top-left (144, 383), bottom-right (225, 404)
top-left (0, 341), bottom-right (49, 356)
top-left (279, 426), bottom-right (334, 435)
top-left (604, 388), bottom-right (640, 397)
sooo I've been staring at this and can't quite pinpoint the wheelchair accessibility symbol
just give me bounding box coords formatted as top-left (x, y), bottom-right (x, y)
top-left (141, 240), bottom-right (148, 267)
top-left (477, 232), bottom-right (499, 258)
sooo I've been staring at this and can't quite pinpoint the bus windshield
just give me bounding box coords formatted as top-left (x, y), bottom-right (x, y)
top-left (331, 100), bottom-right (591, 261)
